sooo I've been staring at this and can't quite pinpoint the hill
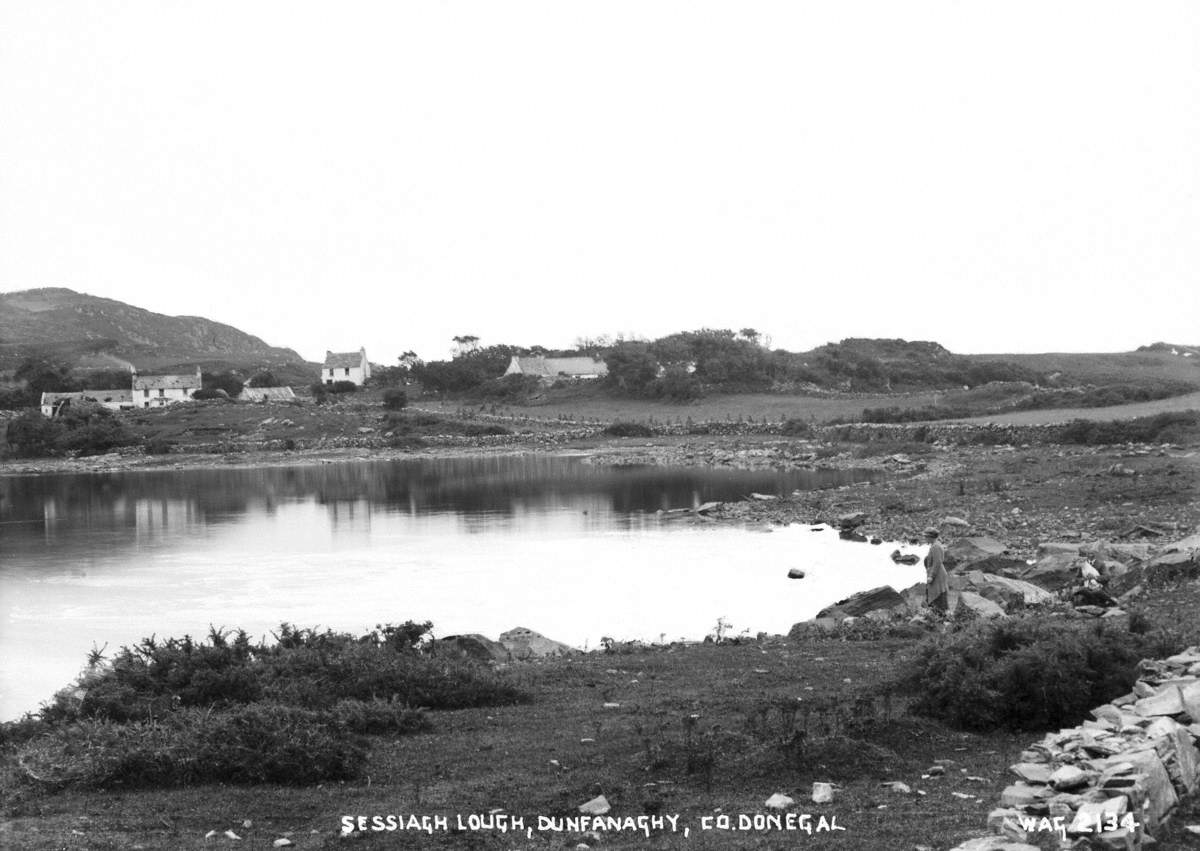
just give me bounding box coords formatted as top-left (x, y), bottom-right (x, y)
top-left (0, 288), bottom-right (312, 378)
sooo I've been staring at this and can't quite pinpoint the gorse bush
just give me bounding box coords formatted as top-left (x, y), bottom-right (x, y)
top-left (897, 617), bottom-right (1165, 731)
top-left (18, 704), bottom-right (372, 789)
top-left (10, 622), bottom-right (527, 790)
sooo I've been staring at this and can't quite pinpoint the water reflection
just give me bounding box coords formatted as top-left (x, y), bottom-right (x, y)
top-left (1, 457), bottom-right (881, 561)
top-left (0, 456), bottom-right (908, 721)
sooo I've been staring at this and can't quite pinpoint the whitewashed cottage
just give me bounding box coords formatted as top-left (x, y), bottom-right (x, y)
top-left (133, 367), bottom-right (202, 408)
top-left (322, 349), bottom-right (371, 386)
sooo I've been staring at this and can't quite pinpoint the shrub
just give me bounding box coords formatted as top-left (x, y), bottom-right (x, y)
top-left (191, 388), bottom-right (229, 401)
top-left (16, 704), bottom-right (369, 788)
top-left (5, 410), bottom-right (63, 457)
top-left (780, 417), bottom-right (811, 436)
top-left (604, 421), bottom-right (654, 438)
top-left (382, 388), bottom-right (408, 410)
top-left (143, 436), bottom-right (175, 455)
top-left (202, 371), bottom-right (244, 397)
top-left (1059, 411), bottom-right (1200, 445)
top-left (329, 380), bottom-right (358, 394)
top-left (897, 618), bottom-right (1151, 731)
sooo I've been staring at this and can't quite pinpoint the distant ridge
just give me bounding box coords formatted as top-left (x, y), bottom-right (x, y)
top-left (0, 287), bottom-right (310, 373)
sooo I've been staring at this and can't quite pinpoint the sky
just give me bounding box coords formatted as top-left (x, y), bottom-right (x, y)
top-left (2, 1), bottom-right (1198, 365)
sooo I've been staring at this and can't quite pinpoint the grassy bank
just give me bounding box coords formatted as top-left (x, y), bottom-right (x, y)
top-left (5, 600), bottom-right (1200, 850)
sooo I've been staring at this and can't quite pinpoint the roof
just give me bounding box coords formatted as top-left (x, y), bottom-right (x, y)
top-left (323, 350), bottom-right (366, 369)
top-left (133, 370), bottom-right (200, 391)
top-left (41, 390), bottom-right (133, 406)
top-left (238, 386), bottom-right (297, 402)
top-left (507, 356), bottom-right (609, 378)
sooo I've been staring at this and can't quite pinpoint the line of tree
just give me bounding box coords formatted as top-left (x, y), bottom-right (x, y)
top-left (389, 332), bottom-right (1054, 401)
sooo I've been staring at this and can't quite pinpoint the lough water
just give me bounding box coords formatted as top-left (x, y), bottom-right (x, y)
top-left (0, 456), bottom-right (924, 720)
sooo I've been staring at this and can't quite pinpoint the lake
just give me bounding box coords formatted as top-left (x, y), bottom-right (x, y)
top-left (0, 455), bottom-right (925, 720)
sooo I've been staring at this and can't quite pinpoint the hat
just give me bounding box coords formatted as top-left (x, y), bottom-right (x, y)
top-left (923, 527), bottom-right (940, 538)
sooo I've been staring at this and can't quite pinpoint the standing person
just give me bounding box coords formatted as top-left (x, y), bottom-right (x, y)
top-left (924, 527), bottom-right (949, 614)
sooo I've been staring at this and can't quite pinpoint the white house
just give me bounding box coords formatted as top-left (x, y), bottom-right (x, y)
top-left (133, 367), bottom-right (202, 409)
top-left (322, 349), bottom-right (371, 386)
top-left (503, 356), bottom-right (609, 382)
top-left (40, 389), bottom-right (134, 417)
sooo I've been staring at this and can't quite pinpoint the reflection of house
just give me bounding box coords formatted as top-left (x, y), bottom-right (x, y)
top-left (503, 356), bottom-right (609, 382)
top-left (238, 386), bottom-right (297, 403)
top-left (40, 389), bottom-right (135, 416)
top-left (133, 368), bottom-right (202, 409)
top-left (323, 349), bottom-right (371, 385)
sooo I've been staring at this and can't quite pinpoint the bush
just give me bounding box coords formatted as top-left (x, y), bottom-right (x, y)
top-left (16, 704), bottom-right (369, 788)
top-left (897, 618), bottom-right (1152, 731)
top-left (328, 380), bottom-right (358, 394)
top-left (191, 388), bottom-right (229, 401)
top-left (780, 417), bottom-right (812, 436)
top-left (1059, 411), bottom-right (1200, 445)
top-left (603, 421), bottom-right (654, 438)
top-left (5, 410), bottom-right (63, 457)
top-left (202, 371), bottom-right (244, 397)
top-left (382, 388), bottom-right (408, 410)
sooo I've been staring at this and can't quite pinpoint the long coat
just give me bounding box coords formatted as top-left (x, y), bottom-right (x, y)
top-left (925, 541), bottom-right (949, 601)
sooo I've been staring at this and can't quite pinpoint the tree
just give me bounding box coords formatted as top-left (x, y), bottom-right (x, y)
top-left (15, 358), bottom-right (80, 396)
top-left (246, 371), bottom-right (279, 388)
top-left (451, 335), bottom-right (480, 356)
top-left (202, 371), bottom-right (244, 397)
top-left (603, 342), bottom-right (659, 394)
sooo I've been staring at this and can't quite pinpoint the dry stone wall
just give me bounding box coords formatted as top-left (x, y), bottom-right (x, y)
top-left (950, 647), bottom-right (1200, 850)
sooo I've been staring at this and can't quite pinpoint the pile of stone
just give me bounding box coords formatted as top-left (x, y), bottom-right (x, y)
top-left (950, 647), bottom-right (1200, 850)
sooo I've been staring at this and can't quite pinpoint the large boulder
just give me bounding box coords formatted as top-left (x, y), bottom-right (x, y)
top-left (837, 511), bottom-right (868, 530)
top-left (815, 585), bottom-right (907, 620)
top-left (944, 537), bottom-right (1011, 570)
top-left (499, 627), bottom-right (577, 659)
top-left (438, 634), bottom-right (510, 663)
top-left (1019, 553), bottom-right (1088, 590)
top-left (958, 571), bottom-right (1055, 609)
top-left (956, 591), bottom-right (1006, 619)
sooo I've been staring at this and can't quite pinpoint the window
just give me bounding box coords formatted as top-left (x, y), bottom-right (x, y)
top-left (143, 389), bottom-right (149, 397)
top-left (344, 367), bottom-right (350, 376)
top-left (158, 389), bottom-right (165, 397)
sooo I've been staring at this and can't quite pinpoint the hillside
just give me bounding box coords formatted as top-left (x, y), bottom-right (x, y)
top-left (0, 288), bottom-right (311, 375)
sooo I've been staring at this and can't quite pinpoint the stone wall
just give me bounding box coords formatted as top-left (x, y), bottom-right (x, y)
top-left (950, 647), bottom-right (1200, 850)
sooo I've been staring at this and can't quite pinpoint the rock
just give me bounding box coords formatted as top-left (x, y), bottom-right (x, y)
top-left (1097, 750), bottom-right (1177, 828)
top-left (837, 511), bottom-right (867, 529)
top-left (787, 568), bottom-right (806, 579)
top-left (1133, 686), bottom-right (1186, 718)
top-left (956, 592), bottom-right (1006, 619)
top-left (1049, 765), bottom-right (1089, 790)
top-left (750, 492), bottom-right (778, 501)
top-left (942, 516), bottom-right (970, 528)
top-left (879, 781), bottom-right (911, 794)
top-left (438, 634), bottom-right (510, 663)
top-left (764, 792), bottom-right (794, 810)
top-left (815, 585), bottom-right (906, 620)
top-left (273, 841), bottom-right (293, 848)
top-left (1037, 542), bottom-right (1084, 557)
top-left (1020, 553), bottom-right (1089, 590)
top-left (944, 537), bottom-right (1011, 570)
top-left (499, 627), bottom-right (576, 659)
top-left (811, 782), bottom-right (834, 803)
top-left (578, 795), bottom-right (610, 815)
top-left (999, 782), bottom-right (1046, 808)
top-left (947, 839), bottom-right (1041, 851)
top-left (1009, 763), bottom-right (1052, 784)
top-left (960, 572), bottom-right (1054, 608)
top-left (891, 550), bottom-right (921, 565)
top-left (1067, 796), bottom-right (1127, 835)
